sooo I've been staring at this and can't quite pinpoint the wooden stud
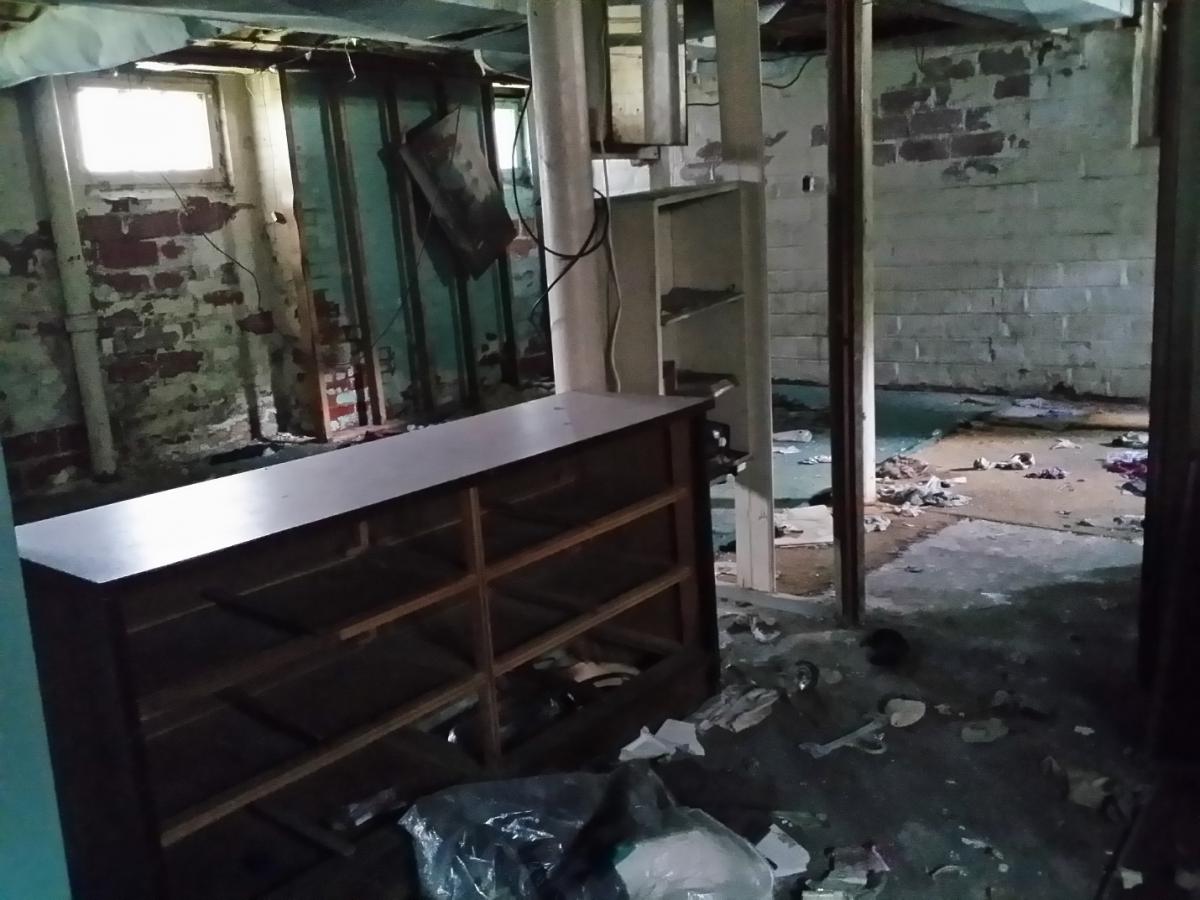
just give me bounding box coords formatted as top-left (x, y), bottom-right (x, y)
top-left (460, 487), bottom-right (503, 768)
top-left (826, 0), bottom-right (871, 626)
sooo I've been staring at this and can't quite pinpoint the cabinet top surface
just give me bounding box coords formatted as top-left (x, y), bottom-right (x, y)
top-left (16, 391), bottom-right (708, 585)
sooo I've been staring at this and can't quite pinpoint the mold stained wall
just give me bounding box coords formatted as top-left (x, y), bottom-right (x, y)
top-left (0, 74), bottom-right (310, 495)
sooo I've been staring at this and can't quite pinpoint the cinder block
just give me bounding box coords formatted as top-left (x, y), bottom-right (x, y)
top-left (1026, 288), bottom-right (1090, 314)
top-left (1087, 286), bottom-right (1153, 313)
top-left (1060, 261), bottom-right (1124, 287)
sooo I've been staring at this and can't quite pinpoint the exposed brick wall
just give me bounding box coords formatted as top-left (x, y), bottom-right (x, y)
top-left (0, 78), bottom-right (314, 497)
top-left (0, 90), bottom-right (87, 496)
top-left (681, 27), bottom-right (1156, 399)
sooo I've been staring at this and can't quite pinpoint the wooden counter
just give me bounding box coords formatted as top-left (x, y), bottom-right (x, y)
top-left (18, 391), bottom-right (719, 900)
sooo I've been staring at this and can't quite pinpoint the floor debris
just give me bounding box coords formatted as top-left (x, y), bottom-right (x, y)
top-left (994, 397), bottom-right (1087, 421)
top-left (991, 689), bottom-right (1054, 720)
top-left (1113, 514), bottom-right (1145, 530)
top-left (619, 719), bottom-right (705, 761)
top-left (1074, 725), bottom-right (1095, 736)
top-left (775, 506), bottom-right (836, 546)
top-left (798, 454), bottom-right (834, 465)
top-left (800, 718), bottom-right (887, 759)
top-left (864, 514), bottom-right (892, 533)
top-left (751, 615), bottom-right (782, 644)
top-left (775, 429), bottom-right (814, 443)
top-left (1051, 438), bottom-right (1081, 450)
top-left (1042, 756), bottom-right (1130, 818)
top-left (774, 444), bottom-right (804, 455)
top-left (884, 697), bottom-right (926, 728)
top-left (1119, 868), bottom-right (1144, 889)
top-left (995, 452), bottom-right (1036, 471)
top-left (880, 477), bottom-right (970, 508)
top-left (1027, 467), bottom-right (1068, 480)
top-left (1110, 431), bottom-right (1149, 449)
top-left (693, 686), bottom-right (780, 734)
top-left (756, 824), bottom-right (812, 877)
top-left (808, 844), bottom-right (891, 894)
top-left (961, 718), bottom-right (1009, 744)
top-left (929, 864), bottom-right (968, 879)
top-left (877, 454), bottom-right (929, 480)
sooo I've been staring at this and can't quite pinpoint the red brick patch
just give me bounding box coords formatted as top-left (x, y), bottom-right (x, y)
top-left (203, 289), bottom-right (244, 306)
top-left (237, 310), bottom-right (275, 334)
top-left (98, 239), bottom-right (157, 270)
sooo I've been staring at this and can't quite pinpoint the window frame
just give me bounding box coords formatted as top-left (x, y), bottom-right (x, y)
top-left (65, 73), bottom-right (229, 189)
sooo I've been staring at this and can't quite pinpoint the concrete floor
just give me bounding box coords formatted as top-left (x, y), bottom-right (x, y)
top-left (703, 519), bottom-right (1147, 898)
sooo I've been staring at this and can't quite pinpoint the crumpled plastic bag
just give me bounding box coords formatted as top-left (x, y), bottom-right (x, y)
top-left (400, 765), bottom-right (773, 900)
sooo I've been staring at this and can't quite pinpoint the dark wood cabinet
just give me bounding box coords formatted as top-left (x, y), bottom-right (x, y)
top-left (17, 391), bottom-right (719, 900)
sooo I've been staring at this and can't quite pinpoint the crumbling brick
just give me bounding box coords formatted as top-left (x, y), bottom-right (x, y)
top-left (160, 240), bottom-right (186, 260)
top-left (153, 271), bottom-right (186, 290)
top-left (898, 138), bottom-right (950, 162)
top-left (951, 131), bottom-right (1006, 157)
top-left (107, 355), bottom-right (157, 384)
top-left (880, 86), bottom-right (932, 115)
top-left (180, 197), bottom-right (240, 234)
top-left (94, 271), bottom-right (151, 294)
top-left (874, 115), bottom-right (909, 141)
top-left (98, 239), bottom-right (158, 270)
top-left (203, 289), bottom-right (244, 306)
top-left (979, 47), bottom-right (1030, 76)
top-left (874, 144), bottom-right (897, 166)
top-left (237, 311), bottom-right (275, 334)
top-left (910, 108), bottom-right (964, 136)
top-left (125, 211), bottom-right (181, 240)
top-left (156, 349), bottom-right (204, 377)
top-left (965, 107), bottom-right (993, 131)
top-left (994, 74), bottom-right (1032, 100)
top-left (78, 214), bottom-right (124, 243)
top-left (811, 124), bottom-right (828, 147)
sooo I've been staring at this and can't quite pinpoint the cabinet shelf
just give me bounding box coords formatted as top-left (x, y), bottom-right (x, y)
top-left (673, 370), bottom-right (738, 399)
top-left (660, 287), bottom-right (744, 325)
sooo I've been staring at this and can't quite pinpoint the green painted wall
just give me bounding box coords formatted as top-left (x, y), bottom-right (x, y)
top-left (0, 449), bottom-right (71, 899)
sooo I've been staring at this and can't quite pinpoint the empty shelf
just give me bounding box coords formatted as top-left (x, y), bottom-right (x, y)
top-left (673, 370), bottom-right (738, 399)
top-left (660, 287), bottom-right (743, 325)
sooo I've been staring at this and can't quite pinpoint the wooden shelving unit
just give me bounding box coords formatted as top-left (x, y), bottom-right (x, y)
top-left (609, 182), bottom-right (773, 573)
top-left (18, 391), bottom-right (718, 900)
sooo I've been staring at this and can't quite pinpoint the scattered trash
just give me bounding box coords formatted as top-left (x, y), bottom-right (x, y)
top-left (800, 718), bottom-right (887, 759)
top-left (905, 565), bottom-right (924, 573)
top-left (715, 560), bottom-right (737, 577)
top-left (788, 660), bottom-right (821, 693)
top-left (935, 703), bottom-right (955, 716)
top-left (929, 864), bottom-right (968, 879)
top-left (981, 591), bottom-right (1010, 604)
top-left (756, 824), bottom-right (812, 877)
top-left (619, 720), bottom-right (706, 761)
top-left (751, 615), bottom-right (782, 644)
top-left (1111, 432), bottom-right (1149, 449)
top-left (995, 452), bottom-right (1036, 471)
top-left (402, 767), bottom-right (775, 900)
top-left (880, 477), bottom-right (969, 508)
top-left (1027, 467), bottom-right (1068, 480)
top-left (961, 718), bottom-right (1009, 744)
top-left (1074, 725), bottom-right (1095, 736)
top-left (974, 457), bottom-right (992, 470)
top-left (1042, 756), bottom-right (1132, 819)
top-left (944, 475), bottom-right (969, 484)
top-left (774, 445), bottom-right (803, 455)
top-left (897, 504), bottom-right (923, 517)
top-left (798, 455), bottom-right (834, 465)
top-left (995, 397), bottom-right (1085, 420)
top-left (1078, 518), bottom-right (1104, 528)
top-left (877, 455), bottom-right (929, 481)
top-left (775, 429), bottom-right (814, 443)
top-left (1051, 438), bottom-right (1081, 450)
top-left (962, 837), bottom-right (994, 853)
top-left (884, 697), bottom-right (926, 728)
top-left (1113, 514), bottom-right (1145, 530)
top-left (1119, 868), bottom-right (1144, 889)
top-left (1121, 479), bottom-right (1147, 497)
top-left (823, 669), bottom-right (844, 686)
top-left (693, 686), bottom-right (780, 734)
top-left (1105, 449), bottom-right (1148, 496)
top-left (862, 628), bottom-right (910, 667)
top-left (810, 844), bottom-right (891, 894)
top-left (864, 514), bottom-right (892, 533)
top-left (1176, 868), bottom-right (1200, 891)
top-left (775, 506), bottom-right (835, 546)
top-left (776, 810), bottom-right (830, 831)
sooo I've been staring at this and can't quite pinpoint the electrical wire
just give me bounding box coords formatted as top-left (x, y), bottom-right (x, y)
top-left (687, 51), bottom-right (819, 105)
top-left (159, 174), bottom-right (262, 308)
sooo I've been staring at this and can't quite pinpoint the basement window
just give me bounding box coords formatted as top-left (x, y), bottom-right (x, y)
top-left (73, 80), bottom-right (224, 183)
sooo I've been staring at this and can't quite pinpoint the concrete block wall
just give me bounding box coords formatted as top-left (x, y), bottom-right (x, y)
top-left (680, 26), bottom-right (1156, 399)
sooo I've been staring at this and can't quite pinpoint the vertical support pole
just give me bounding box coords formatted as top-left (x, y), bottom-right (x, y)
top-left (527, 0), bottom-right (608, 393)
top-left (827, 0), bottom-right (871, 624)
top-left (1141, 0), bottom-right (1200, 690)
top-left (713, 0), bottom-right (775, 592)
top-left (32, 77), bottom-right (118, 477)
top-left (460, 488), bottom-right (502, 768)
top-left (1131, 0), bottom-right (1164, 149)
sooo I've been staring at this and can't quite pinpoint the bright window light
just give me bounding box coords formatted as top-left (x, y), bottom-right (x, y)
top-left (493, 105), bottom-right (519, 172)
top-left (76, 85), bottom-right (216, 175)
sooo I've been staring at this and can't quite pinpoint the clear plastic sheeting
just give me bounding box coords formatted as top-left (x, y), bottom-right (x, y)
top-left (936, 0), bottom-right (1133, 27)
top-left (400, 765), bottom-right (773, 900)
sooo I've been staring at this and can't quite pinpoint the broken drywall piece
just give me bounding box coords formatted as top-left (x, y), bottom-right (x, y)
top-left (774, 429), bottom-right (813, 443)
top-left (692, 686), bottom-right (780, 734)
top-left (1052, 438), bottom-right (1081, 449)
top-left (1119, 868), bottom-right (1144, 889)
top-left (751, 615), bottom-right (782, 644)
top-left (864, 514), bottom-right (892, 533)
top-left (756, 824), bottom-right (811, 877)
top-left (775, 506), bottom-right (835, 546)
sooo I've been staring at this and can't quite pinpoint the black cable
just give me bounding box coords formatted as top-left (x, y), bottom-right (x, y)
top-left (762, 53), bottom-right (818, 90)
top-left (688, 52), bottom-right (819, 104)
top-left (524, 188), bottom-right (610, 332)
top-left (159, 174), bottom-right (262, 308)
